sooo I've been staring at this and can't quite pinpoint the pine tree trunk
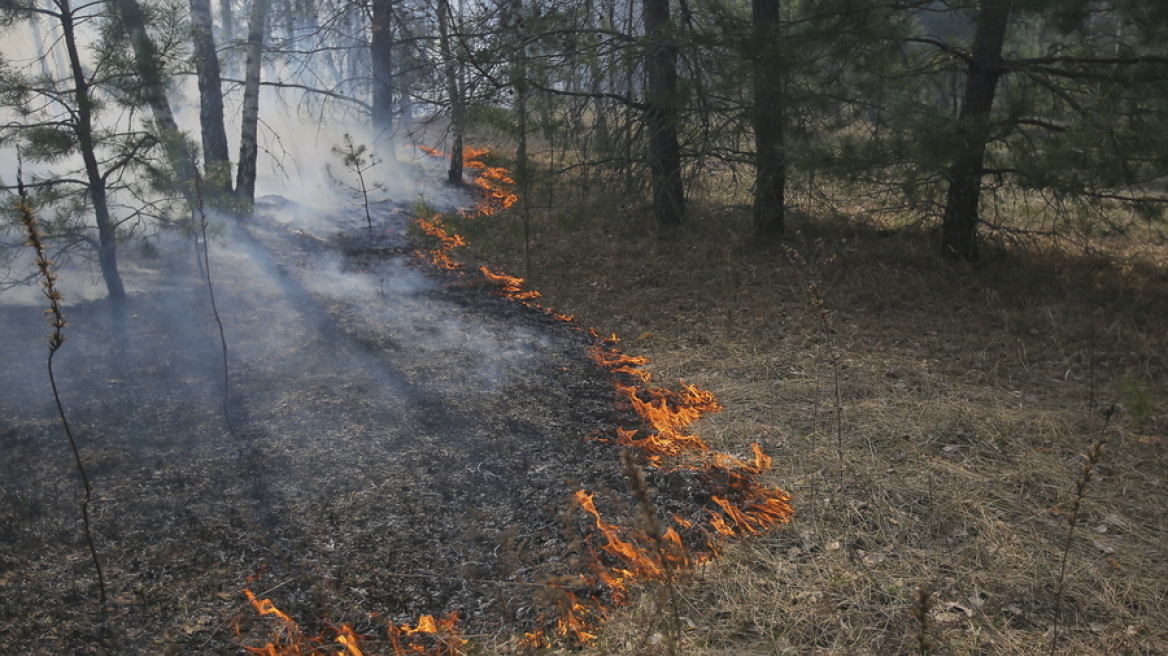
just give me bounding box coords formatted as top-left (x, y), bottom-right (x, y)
top-left (370, 0), bottom-right (396, 159)
top-left (436, 0), bottom-right (463, 185)
top-left (941, 0), bottom-right (1011, 261)
top-left (236, 0), bottom-right (267, 207)
top-left (752, 0), bottom-right (785, 236)
top-left (643, 0), bottom-right (685, 227)
top-left (189, 0), bottom-right (232, 195)
top-left (57, 0), bottom-right (125, 298)
top-left (109, 0), bottom-right (196, 192)
top-left (511, 0), bottom-right (531, 277)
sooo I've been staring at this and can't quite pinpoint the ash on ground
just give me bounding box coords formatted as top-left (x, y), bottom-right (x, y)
top-left (0, 198), bottom-right (713, 654)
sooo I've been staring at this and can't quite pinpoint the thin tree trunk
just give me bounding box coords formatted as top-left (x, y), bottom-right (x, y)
top-left (190, 0), bottom-right (232, 195)
top-left (219, 0), bottom-right (234, 46)
top-left (511, 0), bottom-right (531, 278)
top-left (941, 0), bottom-right (1011, 261)
top-left (236, 0), bottom-right (267, 207)
top-left (752, 0), bottom-right (785, 236)
top-left (370, 0), bottom-right (396, 159)
top-left (643, 0), bottom-right (685, 227)
top-left (397, 37), bottom-right (414, 139)
top-left (436, 0), bottom-right (463, 184)
top-left (109, 0), bottom-right (197, 192)
top-left (57, 0), bottom-right (125, 298)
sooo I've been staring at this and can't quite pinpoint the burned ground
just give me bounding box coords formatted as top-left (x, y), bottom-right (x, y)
top-left (0, 199), bottom-right (715, 654)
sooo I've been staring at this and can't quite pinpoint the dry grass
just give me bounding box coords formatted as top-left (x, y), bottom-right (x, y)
top-left (444, 182), bottom-right (1168, 655)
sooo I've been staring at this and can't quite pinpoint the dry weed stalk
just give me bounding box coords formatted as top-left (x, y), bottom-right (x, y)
top-left (1049, 404), bottom-right (1114, 656)
top-left (15, 179), bottom-right (106, 604)
top-left (806, 281), bottom-right (844, 465)
top-left (190, 160), bottom-right (231, 428)
top-left (911, 584), bottom-right (934, 655)
top-left (784, 245), bottom-right (845, 474)
top-left (621, 448), bottom-right (684, 656)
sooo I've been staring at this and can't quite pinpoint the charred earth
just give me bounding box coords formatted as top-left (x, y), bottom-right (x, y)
top-left (0, 197), bottom-right (713, 654)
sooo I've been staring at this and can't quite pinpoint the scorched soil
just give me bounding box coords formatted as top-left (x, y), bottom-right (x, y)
top-left (0, 198), bottom-right (716, 654)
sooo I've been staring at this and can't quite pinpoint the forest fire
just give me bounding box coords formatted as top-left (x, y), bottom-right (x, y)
top-left (239, 144), bottom-right (790, 654)
top-left (240, 590), bottom-right (465, 656)
top-left (417, 145), bottom-right (518, 214)
top-left (587, 333), bottom-right (793, 538)
top-left (462, 146), bottom-right (519, 211)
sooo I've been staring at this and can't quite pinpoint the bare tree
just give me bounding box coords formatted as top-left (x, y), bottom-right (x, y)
top-left (236, 0), bottom-right (269, 206)
top-left (644, 0), bottom-right (685, 226)
top-left (370, 0), bottom-right (397, 158)
top-left (436, 0), bottom-right (465, 184)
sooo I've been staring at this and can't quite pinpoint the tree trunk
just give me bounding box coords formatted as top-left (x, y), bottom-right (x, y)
top-left (643, 0), bottom-right (685, 227)
top-left (752, 0), bottom-right (785, 236)
top-left (397, 37), bottom-right (414, 138)
top-left (236, 0), bottom-right (267, 207)
top-left (109, 0), bottom-right (197, 192)
top-left (941, 0), bottom-right (1011, 261)
top-left (370, 0), bottom-right (396, 159)
top-left (189, 0), bottom-right (232, 195)
top-left (219, 0), bottom-right (234, 46)
top-left (436, 0), bottom-right (463, 185)
top-left (510, 0), bottom-right (531, 277)
top-left (57, 0), bottom-right (125, 298)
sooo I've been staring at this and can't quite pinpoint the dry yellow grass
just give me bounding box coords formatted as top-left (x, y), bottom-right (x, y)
top-left (446, 181), bottom-right (1168, 655)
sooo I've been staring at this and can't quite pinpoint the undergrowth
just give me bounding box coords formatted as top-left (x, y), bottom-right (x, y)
top-left (446, 154), bottom-right (1167, 655)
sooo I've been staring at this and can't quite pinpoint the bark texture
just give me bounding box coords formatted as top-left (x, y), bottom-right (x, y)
top-left (370, 0), bottom-right (396, 158)
top-left (752, 0), bottom-right (785, 236)
top-left (436, 0), bottom-right (463, 184)
top-left (58, 0), bottom-right (125, 298)
top-left (644, 0), bottom-right (685, 227)
top-left (236, 0), bottom-right (268, 206)
top-left (941, 0), bottom-right (1011, 261)
top-left (189, 0), bottom-right (232, 195)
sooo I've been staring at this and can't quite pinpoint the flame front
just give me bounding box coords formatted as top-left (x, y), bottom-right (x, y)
top-left (241, 590), bottom-right (464, 656)
top-left (387, 612), bottom-right (465, 655)
top-left (404, 142), bottom-right (793, 649)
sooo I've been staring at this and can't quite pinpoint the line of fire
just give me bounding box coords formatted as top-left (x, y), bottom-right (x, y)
top-left (236, 147), bottom-right (793, 655)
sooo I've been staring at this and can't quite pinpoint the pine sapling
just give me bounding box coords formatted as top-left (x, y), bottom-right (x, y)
top-left (330, 133), bottom-right (384, 231)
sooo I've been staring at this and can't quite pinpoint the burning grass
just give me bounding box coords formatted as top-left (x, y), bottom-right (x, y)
top-left (387, 146), bottom-right (796, 652)
top-left (432, 158), bottom-right (1168, 654)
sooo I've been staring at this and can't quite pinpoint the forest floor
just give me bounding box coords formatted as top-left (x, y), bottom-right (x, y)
top-left (445, 186), bottom-right (1168, 655)
top-left (0, 197), bottom-right (749, 655)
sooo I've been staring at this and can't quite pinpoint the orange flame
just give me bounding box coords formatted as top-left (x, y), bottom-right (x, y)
top-left (586, 334), bottom-right (793, 539)
top-left (480, 266), bottom-right (540, 300)
top-left (241, 590), bottom-right (464, 656)
top-left (573, 490), bottom-right (692, 604)
top-left (336, 626), bottom-right (367, 656)
top-left (414, 216), bottom-right (467, 271)
top-left (417, 144), bottom-right (517, 214)
top-left (405, 141), bottom-right (792, 649)
top-left (387, 612), bottom-right (465, 655)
